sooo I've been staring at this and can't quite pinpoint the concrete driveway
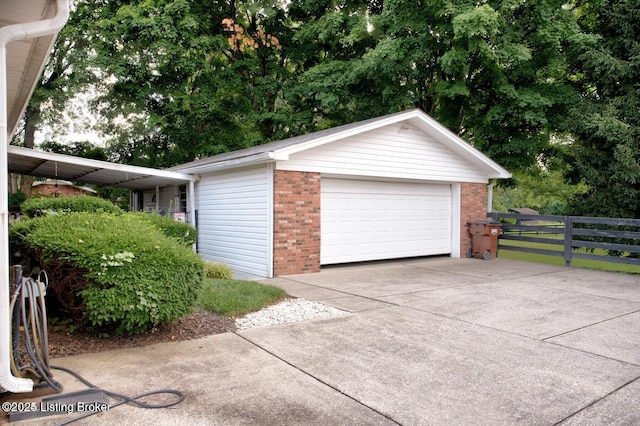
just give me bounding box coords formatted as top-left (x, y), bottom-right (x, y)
top-left (10, 258), bottom-right (640, 425)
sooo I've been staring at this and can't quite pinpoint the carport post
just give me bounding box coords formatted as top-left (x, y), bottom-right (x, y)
top-left (0, 0), bottom-right (69, 393)
top-left (0, 34), bottom-right (31, 395)
top-left (487, 179), bottom-right (496, 213)
top-left (189, 180), bottom-right (196, 227)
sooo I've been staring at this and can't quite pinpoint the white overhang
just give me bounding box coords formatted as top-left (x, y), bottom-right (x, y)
top-left (3, 0), bottom-right (62, 137)
top-left (8, 145), bottom-right (197, 191)
top-left (173, 109), bottom-right (512, 180)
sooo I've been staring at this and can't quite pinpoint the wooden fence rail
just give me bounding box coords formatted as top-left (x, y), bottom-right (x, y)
top-left (487, 212), bottom-right (640, 267)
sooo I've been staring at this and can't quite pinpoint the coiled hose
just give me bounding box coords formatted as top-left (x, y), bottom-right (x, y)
top-left (9, 269), bottom-right (59, 391)
top-left (8, 268), bottom-right (184, 425)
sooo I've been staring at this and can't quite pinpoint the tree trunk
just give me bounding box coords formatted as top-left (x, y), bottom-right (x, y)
top-left (9, 174), bottom-right (18, 193)
top-left (20, 104), bottom-right (38, 199)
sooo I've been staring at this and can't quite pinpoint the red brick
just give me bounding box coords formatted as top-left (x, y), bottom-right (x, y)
top-left (459, 182), bottom-right (488, 255)
top-left (32, 183), bottom-right (94, 198)
top-left (272, 170), bottom-right (321, 275)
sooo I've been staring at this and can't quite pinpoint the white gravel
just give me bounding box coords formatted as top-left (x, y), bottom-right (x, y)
top-left (235, 298), bottom-right (348, 330)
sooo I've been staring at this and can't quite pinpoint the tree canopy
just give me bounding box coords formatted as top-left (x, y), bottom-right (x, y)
top-left (16, 0), bottom-right (640, 217)
top-left (564, 0), bottom-right (640, 218)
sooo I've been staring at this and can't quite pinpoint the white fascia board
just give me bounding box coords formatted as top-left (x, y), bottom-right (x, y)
top-left (177, 151), bottom-right (282, 174)
top-left (407, 112), bottom-right (512, 179)
top-left (272, 109), bottom-right (511, 180)
top-left (6, 35), bottom-right (57, 137)
top-left (2, 0), bottom-right (70, 138)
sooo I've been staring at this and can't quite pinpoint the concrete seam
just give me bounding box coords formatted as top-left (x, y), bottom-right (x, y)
top-left (277, 276), bottom-right (388, 302)
top-left (551, 375), bottom-right (640, 426)
top-left (542, 340), bottom-right (640, 368)
top-left (541, 308), bottom-right (640, 341)
top-left (534, 283), bottom-right (640, 304)
top-left (234, 332), bottom-right (403, 425)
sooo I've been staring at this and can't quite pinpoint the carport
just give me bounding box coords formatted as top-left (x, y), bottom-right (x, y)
top-left (1, 0), bottom-right (196, 393)
top-left (7, 145), bottom-right (197, 218)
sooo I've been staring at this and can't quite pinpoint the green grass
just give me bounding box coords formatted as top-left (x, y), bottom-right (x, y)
top-left (197, 278), bottom-right (288, 317)
top-left (499, 236), bottom-right (640, 274)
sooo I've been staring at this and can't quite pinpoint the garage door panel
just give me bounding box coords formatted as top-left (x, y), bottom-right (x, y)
top-left (321, 179), bottom-right (452, 265)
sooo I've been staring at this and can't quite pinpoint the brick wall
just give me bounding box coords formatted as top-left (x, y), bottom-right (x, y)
top-left (273, 170), bottom-right (321, 275)
top-left (32, 184), bottom-right (93, 198)
top-left (459, 182), bottom-right (487, 255)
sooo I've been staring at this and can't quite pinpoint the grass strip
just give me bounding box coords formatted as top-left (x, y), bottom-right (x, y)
top-left (499, 238), bottom-right (640, 274)
top-left (197, 278), bottom-right (288, 317)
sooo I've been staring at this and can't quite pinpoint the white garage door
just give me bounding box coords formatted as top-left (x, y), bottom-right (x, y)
top-left (321, 178), bottom-right (452, 265)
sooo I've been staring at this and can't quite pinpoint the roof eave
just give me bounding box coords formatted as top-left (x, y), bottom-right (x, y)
top-left (8, 145), bottom-right (197, 190)
top-left (175, 151), bottom-right (285, 174)
top-left (272, 109), bottom-right (511, 179)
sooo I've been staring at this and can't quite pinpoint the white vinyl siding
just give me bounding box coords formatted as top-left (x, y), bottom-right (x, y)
top-left (321, 178), bottom-right (452, 265)
top-left (195, 166), bottom-right (271, 277)
top-left (277, 124), bottom-right (487, 183)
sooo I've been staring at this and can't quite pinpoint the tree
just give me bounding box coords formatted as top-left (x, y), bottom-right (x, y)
top-left (39, 140), bottom-right (107, 161)
top-left (25, 0), bottom-right (591, 176)
top-left (293, 1), bottom-right (589, 170)
top-left (71, 0), bottom-right (387, 162)
top-left (10, 1), bottom-right (99, 197)
top-left (88, 0), bottom-right (238, 167)
top-left (85, 0), bottom-right (301, 167)
top-left (565, 0), bottom-right (640, 218)
top-left (282, 0), bottom-right (384, 129)
top-left (493, 169), bottom-right (588, 214)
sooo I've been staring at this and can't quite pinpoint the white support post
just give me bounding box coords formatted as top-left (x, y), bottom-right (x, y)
top-left (0, 0), bottom-right (69, 393)
top-left (487, 179), bottom-right (496, 213)
top-left (189, 180), bottom-right (196, 227)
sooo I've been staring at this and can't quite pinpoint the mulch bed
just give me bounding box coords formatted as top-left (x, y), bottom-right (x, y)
top-left (46, 309), bottom-right (236, 358)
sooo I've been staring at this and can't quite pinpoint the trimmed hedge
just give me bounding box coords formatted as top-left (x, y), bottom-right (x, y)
top-left (11, 213), bottom-right (203, 335)
top-left (128, 212), bottom-right (197, 247)
top-left (21, 195), bottom-right (122, 218)
top-left (204, 261), bottom-right (234, 279)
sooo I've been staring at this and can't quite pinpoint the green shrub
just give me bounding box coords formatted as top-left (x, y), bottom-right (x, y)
top-left (10, 212), bottom-right (203, 335)
top-left (21, 195), bottom-right (122, 218)
top-left (204, 261), bottom-right (234, 279)
top-left (9, 191), bottom-right (26, 208)
top-left (128, 212), bottom-right (197, 247)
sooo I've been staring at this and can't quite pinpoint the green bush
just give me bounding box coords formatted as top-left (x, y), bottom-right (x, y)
top-left (9, 191), bottom-right (26, 208)
top-left (204, 261), bottom-right (234, 279)
top-left (10, 213), bottom-right (203, 335)
top-left (128, 212), bottom-right (197, 247)
top-left (21, 195), bottom-right (122, 218)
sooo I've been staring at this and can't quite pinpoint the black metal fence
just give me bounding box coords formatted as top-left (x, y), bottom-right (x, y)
top-left (487, 212), bottom-right (640, 267)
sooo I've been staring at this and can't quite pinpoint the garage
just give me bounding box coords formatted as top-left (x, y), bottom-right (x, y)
top-left (173, 108), bottom-right (511, 277)
top-left (321, 178), bottom-right (452, 264)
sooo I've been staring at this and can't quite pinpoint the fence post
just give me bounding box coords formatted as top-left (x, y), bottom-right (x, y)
top-left (563, 216), bottom-right (573, 267)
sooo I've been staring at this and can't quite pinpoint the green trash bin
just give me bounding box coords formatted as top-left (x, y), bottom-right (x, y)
top-left (467, 220), bottom-right (501, 260)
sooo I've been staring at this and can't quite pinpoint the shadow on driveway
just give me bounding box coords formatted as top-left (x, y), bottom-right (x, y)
top-left (32, 258), bottom-right (640, 425)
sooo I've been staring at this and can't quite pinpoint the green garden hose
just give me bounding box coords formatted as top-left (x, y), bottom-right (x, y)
top-left (8, 268), bottom-right (184, 425)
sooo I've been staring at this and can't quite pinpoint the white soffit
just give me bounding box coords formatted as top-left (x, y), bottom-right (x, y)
top-left (2, 0), bottom-right (58, 137)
